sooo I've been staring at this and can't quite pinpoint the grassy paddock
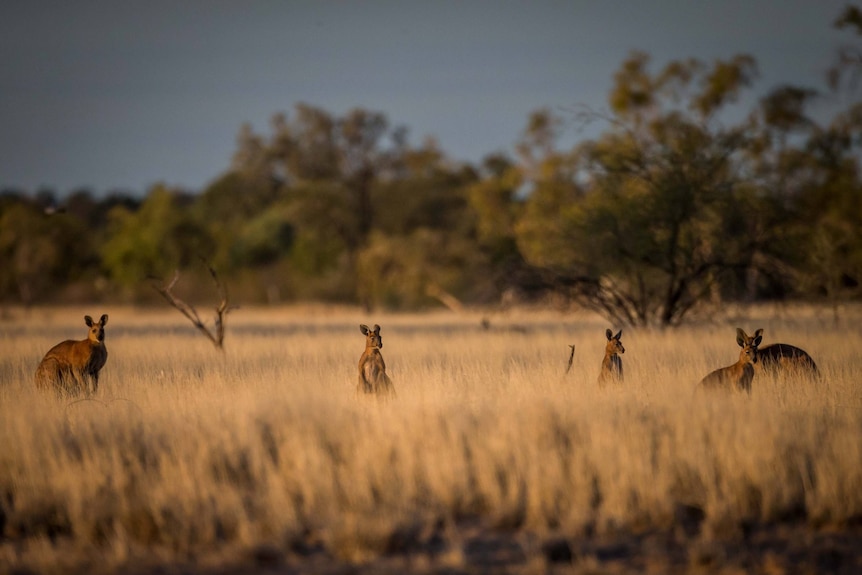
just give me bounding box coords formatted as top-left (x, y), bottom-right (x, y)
top-left (1, 303), bottom-right (861, 573)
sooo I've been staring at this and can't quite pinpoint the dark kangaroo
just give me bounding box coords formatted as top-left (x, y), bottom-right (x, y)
top-left (753, 329), bottom-right (819, 378)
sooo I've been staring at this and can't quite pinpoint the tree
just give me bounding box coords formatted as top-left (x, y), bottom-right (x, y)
top-left (374, 138), bottom-right (476, 237)
top-left (829, 4), bottom-right (862, 92)
top-left (516, 53), bottom-right (761, 326)
top-left (262, 104), bottom-right (393, 253)
top-left (793, 88), bottom-right (862, 310)
top-left (101, 185), bottom-right (213, 297)
top-left (744, 5), bottom-right (862, 310)
top-left (0, 199), bottom-right (93, 304)
top-left (195, 170), bottom-right (281, 272)
top-left (227, 105), bottom-right (484, 307)
top-left (356, 228), bottom-right (488, 310)
top-left (228, 106), bottom-right (392, 287)
top-left (468, 153), bottom-right (522, 258)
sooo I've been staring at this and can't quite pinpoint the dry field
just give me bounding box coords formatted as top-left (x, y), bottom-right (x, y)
top-left (1, 303), bottom-right (861, 574)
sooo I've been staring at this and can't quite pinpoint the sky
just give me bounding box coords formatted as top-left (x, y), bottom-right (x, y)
top-left (0, 0), bottom-right (853, 196)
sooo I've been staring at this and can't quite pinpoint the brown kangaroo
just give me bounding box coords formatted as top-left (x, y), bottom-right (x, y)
top-left (698, 327), bottom-right (760, 394)
top-left (597, 328), bottom-right (624, 386)
top-left (35, 314), bottom-right (108, 397)
top-left (752, 329), bottom-right (819, 378)
top-left (357, 324), bottom-right (396, 398)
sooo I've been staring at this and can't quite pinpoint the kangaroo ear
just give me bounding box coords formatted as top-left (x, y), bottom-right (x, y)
top-left (100, 314), bottom-right (109, 326)
top-left (360, 324), bottom-right (369, 335)
top-left (736, 328), bottom-right (748, 347)
top-left (754, 328), bottom-right (764, 339)
top-left (614, 329), bottom-right (622, 340)
top-left (373, 324), bottom-right (381, 334)
top-left (753, 334), bottom-right (763, 346)
top-left (606, 328), bottom-right (613, 341)
top-left (85, 315), bottom-right (94, 327)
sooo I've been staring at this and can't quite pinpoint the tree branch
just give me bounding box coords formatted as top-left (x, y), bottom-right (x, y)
top-left (152, 262), bottom-right (232, 350)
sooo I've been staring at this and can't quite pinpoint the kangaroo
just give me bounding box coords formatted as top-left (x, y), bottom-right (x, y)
top-left (597, 328), bottom-right (624, 386)
top-left (752, 329), bottom-right (819, 378)
top-left (35, 314), bottom-right (109, 397)
top-left (698, 327), bottom-right (761, 394)
top-left (357, 324), bottom-right (396, 399)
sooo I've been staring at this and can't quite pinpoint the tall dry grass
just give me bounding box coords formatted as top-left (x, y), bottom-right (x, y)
top-left (1, 303), bottom-right (861, 573)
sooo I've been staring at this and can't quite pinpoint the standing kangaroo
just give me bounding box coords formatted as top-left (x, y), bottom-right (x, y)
top-left (751, 329), bottom-right (819, 378)
top-left (698, 328), bottom-right (761, 394)
top-left (597, 328), bottom-right (625, 386)
top-left (35, 314), bottom-right (109, 397)
top-left (357, 324), bottom-right (396, 399)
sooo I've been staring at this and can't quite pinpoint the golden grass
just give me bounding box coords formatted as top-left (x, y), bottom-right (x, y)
top-left (1, 303), bottom-right (861, 573)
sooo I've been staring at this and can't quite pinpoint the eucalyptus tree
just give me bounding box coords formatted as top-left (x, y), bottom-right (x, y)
top-left (517, 52), bottom-right (762, 326)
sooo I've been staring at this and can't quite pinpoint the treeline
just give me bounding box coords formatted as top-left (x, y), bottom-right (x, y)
top-left (3, 17), bottom-right (862, 325)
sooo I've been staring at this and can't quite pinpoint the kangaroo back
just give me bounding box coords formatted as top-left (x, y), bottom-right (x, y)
top-left (757, 342), bottom-right (819, 377)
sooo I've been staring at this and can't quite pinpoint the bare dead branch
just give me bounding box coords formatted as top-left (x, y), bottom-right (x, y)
top-left (565, 344), bottom-right (575, 374)
top-left (426, 284), bottom-right (466, 314)
top-left (152, 263), bottom-right (232, 350)
top-left (205, 260), bottom-right (231, 346)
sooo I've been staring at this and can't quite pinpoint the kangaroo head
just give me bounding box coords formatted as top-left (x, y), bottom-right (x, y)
top-left (605, 328), bottom-right (625, 355)
top-left (360, 324), bottom-right (382, 349)
top-left (735, 327), bottom-right (763, 364)
top-left (85, 314), bottom-right (108, 343)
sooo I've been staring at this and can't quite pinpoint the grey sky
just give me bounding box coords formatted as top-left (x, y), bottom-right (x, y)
top-left (0, 0), bottom-right (851, 195)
